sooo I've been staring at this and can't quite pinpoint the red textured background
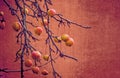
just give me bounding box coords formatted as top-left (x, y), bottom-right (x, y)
top-left (0, 0), bottom-right (120, 78)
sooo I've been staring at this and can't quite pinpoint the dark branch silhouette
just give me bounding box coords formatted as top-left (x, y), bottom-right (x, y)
top-left (0, 0), bottom-right (91, 78)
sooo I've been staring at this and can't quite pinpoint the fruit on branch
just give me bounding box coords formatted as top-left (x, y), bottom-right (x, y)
top-left (61, 34), bottom-right (70, 42)
top-left (3, 0), bottom-right (90, 78)
top-left (47, 9), bottom-right (56, 16)
top-left (54, 36), bottom-right (62, 43)
top-left (41, 19), bottom-right (48, 26)
top-left (43, 55), bottom-right (49, 61)
top-left (31, 66), bottom-right (40, 74)
top-left (24, 59), bottom-right (33, 67)
top-left (22, 8), bottom-right (29, 14)
top-left (43, 19), bottom-right (48, 26)
top-left (12, 22), bottom-right (21, 31)
top-left (34, 27), bottom-right (43, 35)
top-left (61, 34), bottom-right (74, 46)
top-left (17, 51), bottom-right (22, 56)
top-left (41, 69), bottom-right (49, 75)
top-left (0, 11), bottom-right (4, 16)
top-left (31, 51), bottom-right (42, 60)
top-left (65, 38), bottom-right (74, 46)
top-left (0, 21), bottom-right (5, 29)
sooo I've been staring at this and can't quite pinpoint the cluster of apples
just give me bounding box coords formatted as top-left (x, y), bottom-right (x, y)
top-left (11, 21), bottom-right (43, 36)
top-left (11, 22), bottom-right (43, 36)
top-left (24, 51), bottom-right (49, 75)
top-left (10, 8), bottom-right (73, 75)
top-left (34, 19), bottom-right (49, 35)
top-left (38, 8), bottom-right (56, 27)
top-left (0, 11), bottom-right (5, 29)
top-left (11, 8), bottom-right (29, 32)
top-left (54, 34), bottom-right (74, 47)
top-left (11, 8), bottom-right (56, 34)
top-left (24, 51), bottom-right (41, 74)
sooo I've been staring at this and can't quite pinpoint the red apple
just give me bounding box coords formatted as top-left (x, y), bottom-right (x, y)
top-left (31, 66), bottom-right (40, 74)
top-left (0, 11), bottom-right (4, 16)
top-left (47, 9), bottom-right (56, 16)
top-left (31, 51), bottom-right (41, 60)
top-left (12, 22), bottom-right (21, 31)
top-left (61, 34), bottom-right (70, 42)
top-left (43, 55), bottom-right (49, 61)
top-left (0, 21), bottom-right (5, 29)
top-left (34, 27), bottom-right (43, 35)
top-left (65, 38), bottom-right (74, 46)
top-left (54, 36), bottom-right (62, 43)
top-left (41, 69), bottom-right (48, 75)
top-left (24, 59), bottom-right (33, 67)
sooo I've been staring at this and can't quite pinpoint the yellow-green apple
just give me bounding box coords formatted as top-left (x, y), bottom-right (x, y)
top-left (22, 8), bottom-right (29, 14)
top-left (17, 51), bottom-right (22, 56)
top-left (31, 51), bottom-right (41, 60)
top-left (54, 36), bottom-right (62, 43)
top-left (31, 66), bottom-right (40, 74)
top-left (61, 34), bottom-right (70, 42)
top-left (43, 55), bottom-right (49, 61)
top-left (0, 21), bottom-right (5, 29)
top-left (0, 11), bottom-right (4, 16)
top-left (47, 9), bottom-right (56, 16)
top-left (12, 22), bottom-right (21, 31)
top-left (24, 59), bottom-right (33, 67)
top-left (41, 19), bottom-right (48, 26)
top-left (34, 27), bottom-right (43, 35)
top-left (65, 38), bottom-right (74, 46)
top-left (41, 69), bottom-right (48, 75)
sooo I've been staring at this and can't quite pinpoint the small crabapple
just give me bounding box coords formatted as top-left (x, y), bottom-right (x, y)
top-left (61, 34), bottom-right (70, 42)
top-left (22, 8), bottom-right (29, 14)
top-left (31, 66), bottom-right (40, 74)
top-left (41, 19), bottom-right (48, 26)
top-left (12, 22), bottom-right (21, 31)
top-left (0, 11), bottom-right (4, 16)
top-left (24, 59), bottom-right (33, 67)
top-left (0, 21), bottom-right (5, 29)
top-left (65, 37), bottom-right (74, 46)
top-left (43, 55), bottom-right (49, 61)
top-left (54, 36), bottom-right (62, 43)
top-left (34, 27), bottom-right (43, 35)
top-left (47, 9), bottom-right (56, 16)
top-left (41, 69), bottom-right (48, 75)
top-left (31, 51), bottom-right (41, 60)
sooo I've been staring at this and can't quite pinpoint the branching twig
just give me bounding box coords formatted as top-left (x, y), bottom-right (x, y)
top-left (1, 0), bottom-right (91, 78)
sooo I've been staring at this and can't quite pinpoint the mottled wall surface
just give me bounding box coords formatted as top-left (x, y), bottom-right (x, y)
top-left (0, 0), bottom-right (120, 78)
